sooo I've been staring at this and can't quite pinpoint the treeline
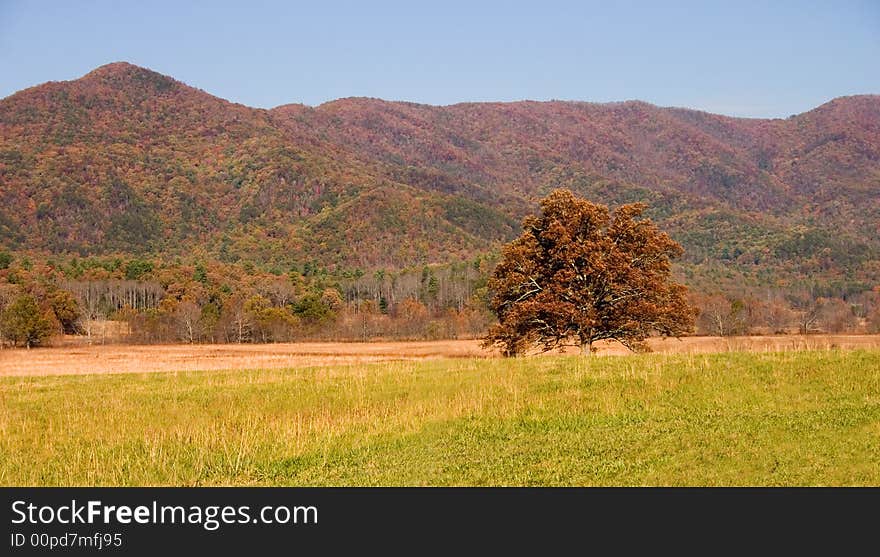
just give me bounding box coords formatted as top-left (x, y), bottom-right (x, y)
top-left (0, 252), bottom-right (495, 347)
top-left (691, 287), bottom-right (880, 336)
top-left (0, 251), bottom-right (878, 348)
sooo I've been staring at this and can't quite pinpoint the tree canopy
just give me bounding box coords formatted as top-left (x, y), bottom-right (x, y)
top-left (0, 294), bottom-right (55, 348)
top-left (484, 189), bottom-right (695, 356)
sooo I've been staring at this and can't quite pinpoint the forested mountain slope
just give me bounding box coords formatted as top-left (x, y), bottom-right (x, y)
top-left (1, 63), bottom-right (877, 289)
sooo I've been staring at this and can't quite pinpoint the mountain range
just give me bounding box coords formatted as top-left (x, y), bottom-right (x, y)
top-left (1, 62), bottom-right (878, 291)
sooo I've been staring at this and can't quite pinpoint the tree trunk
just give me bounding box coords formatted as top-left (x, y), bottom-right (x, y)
top-left (580, 339), bottom-right (592, 356)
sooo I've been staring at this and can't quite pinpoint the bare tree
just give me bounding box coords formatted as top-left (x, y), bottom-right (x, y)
top-left (696, 294), bottom-right (749, 336)
top-left (67, 281), bottom-right (109, 344)
top-left (789, 290), bottom-right (822, 334)
top-left (220, 295), bottom-right (251, 343)
top-left (174, 300), bottom-right (201, 343)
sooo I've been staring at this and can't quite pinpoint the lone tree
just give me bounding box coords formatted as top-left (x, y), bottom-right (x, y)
top-left (484, 189), bottom-right (695, 356)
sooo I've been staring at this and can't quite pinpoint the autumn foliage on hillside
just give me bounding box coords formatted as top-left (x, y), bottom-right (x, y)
top-left (0, 62), bottom-right (878, 334)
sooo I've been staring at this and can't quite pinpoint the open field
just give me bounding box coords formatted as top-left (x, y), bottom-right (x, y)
top-left (1, 349), bottom-right (878, 486)
top-left (2, 334), bottom-right (880, 377)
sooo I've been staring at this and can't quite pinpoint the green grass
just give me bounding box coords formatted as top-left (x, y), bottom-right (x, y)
top-left (1, 350), bottom-right (879, 486)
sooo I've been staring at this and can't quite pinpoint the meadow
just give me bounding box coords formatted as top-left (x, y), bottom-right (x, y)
top-left (1, 347), bottom-right (878, 486)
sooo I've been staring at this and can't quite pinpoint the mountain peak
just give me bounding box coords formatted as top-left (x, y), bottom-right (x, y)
top-left (85, 61), bottom-right (146, 75)
top-left (78, 61), bottom-right (180, 93)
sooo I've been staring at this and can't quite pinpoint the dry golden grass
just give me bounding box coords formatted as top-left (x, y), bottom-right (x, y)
top-left (2, 334), bottom-right (879, 377)
top-left (2, 350), bottom-right (879, 485)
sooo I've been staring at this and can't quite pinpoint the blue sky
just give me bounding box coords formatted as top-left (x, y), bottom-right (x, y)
top-left (1, 0), bottom-right (877, 117)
